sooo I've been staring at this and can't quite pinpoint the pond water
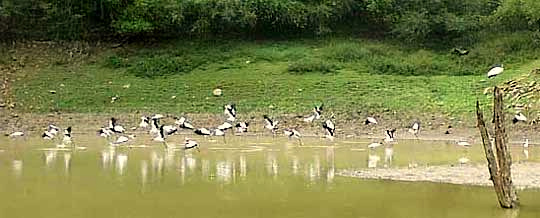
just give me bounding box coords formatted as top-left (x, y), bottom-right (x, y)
top-left (1, 135), bottom-right (540, 218)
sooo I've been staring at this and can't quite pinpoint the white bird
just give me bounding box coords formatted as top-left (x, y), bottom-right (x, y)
top-left (194, 128), bottom-right (212, 136)
top-left (457, 141), bottom-right (471, 147)
top-left (235, 122), bottom-right (249, 133)
top-left (109, 117), bottom-right (125, 133)
top-left (365, 117), bottom-right (378, 125)
top-left (322, 119), bottom-right (335, 140)
top-left (8, 131), bottom-right (24, 138)
top-left (98, 127), bottom-right (114, 138)
top-left (367, 141), bottom-right (383, 149)
top-left (523, 138), bottom-right (529, 148)
top-left (162, 125), bottom-right (178, 136)
top-left (59, 127), bottom-right (72, 147)
top-left (151, 114), bottom-right (164, 120)
top-left (409, 121), bottom-right (420, 138)
top-left (139, 116), bottom-right (150, 129)
top-left (224, 103), bottom-right (237, 122)
top-left (384, 129), bottom-right (396, 142)
top-left (153, 125), bottom-right (170, 148)
top-left (42, 124), bottom-right (60, 140)
top-left (284, 128), bottom-right (303, 145)
top-left (149, 117), bottom-right (161, 136)
top-left (303, 104), bottom-right (323, 122)
top-left (175, 116), bottom-right (195, 130)
top-left (458, 157), bottom-right (470, 165)
top-left (263, 115), bottom-right (279, 135)
top-left (111, 135), bottom-right (136, 146)
top-left (184, 138), bottom-right (200, 151)
top-left (217, 122), bottom-right (233, 131)
top-left (513, 112), bottom-right (527, 124)
top-left (487, 64), bottom-right (504, 78)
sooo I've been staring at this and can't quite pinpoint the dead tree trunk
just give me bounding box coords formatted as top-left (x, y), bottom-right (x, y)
top-left (476, 86), bottom-right (519, 208)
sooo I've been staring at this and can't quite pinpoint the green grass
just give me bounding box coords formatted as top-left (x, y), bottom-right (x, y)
top-left (9, 32), bottom-right (540, 120)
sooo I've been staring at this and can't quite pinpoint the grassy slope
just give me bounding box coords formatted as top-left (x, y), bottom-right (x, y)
top-left (10, 34), bottom-right (540, 122)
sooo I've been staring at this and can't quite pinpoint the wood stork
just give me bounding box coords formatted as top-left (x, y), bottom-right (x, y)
top-left (162, 124), bottom-right (178, 136)
top-left (303, 104), bottom-right (323, 122)
top-left (263, 115), bottom-right (279, 136)
top-left (367, 140), bottom-right (383, 149)
top-left (487, 64), bottom-right (504, 78)
top-left (149, 117), bottom-right (161, 136)
top-left (283, 128), bottom-right (303, 145)
top-left (109, 118), bottom-right (125, 133)
top-left (235, 122), bottom-right (249, 133)
top-left (384, 129), bottom-right (396, 142)
top-left (217, 122), bottom-right (233, 131)
top-left (184, 138), bottom-right (200, 151)
top-left (457, 141), bottom-right (471, 147)
top-left (322, 119), bottom-right (335, 140)
top-left (8, 131), bottom-right (24, 138)
top-left (139, 116), bottom-right (150, 129)
top-left (42, 124), bottom-right (60, 140)
top-left (153, 125), bottom-right (169, 148)
top-left (98, 127), bottom-right (114, 138)
top-left (194, 128), bottom-right (212, 136)
top-left (111, 135), bottom-right (136, 146)
top-left (409, 121), bottom-right (420, 138)
top-left (523, 138), bottom-right (529, 148)
top-left (59, 127), bottom-right (72, 148)
top-left (224, 103), bottom-right (237, 122)
top-left (365, 117), bottom-right (377, 125)
top-left (175, 116), bottom-right (195, 130)
top-left (513, 112), bottom-right (527, 124)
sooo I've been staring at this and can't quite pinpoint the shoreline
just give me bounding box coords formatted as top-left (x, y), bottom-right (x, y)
top-left (338, 163), bottom-right (540, 190)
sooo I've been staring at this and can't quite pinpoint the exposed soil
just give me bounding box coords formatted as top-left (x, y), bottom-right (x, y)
top-left (338, 163), bottom-right (540, 189)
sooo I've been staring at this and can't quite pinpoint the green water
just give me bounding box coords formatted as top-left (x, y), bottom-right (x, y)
top-left (1, 136), bottom-right (539, 218)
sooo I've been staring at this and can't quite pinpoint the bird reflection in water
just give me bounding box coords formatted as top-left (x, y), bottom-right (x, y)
top-left (308, 155), bottom-right (321, 182)
top-left (368, 151), bottom-right (381, 168)
top-left (12, 159), bottom-right (23, 178)
top-left (216, 160), bottom-right (233, 184)
top-left (64, 152), bottom-right (71, 175)
top-left (326, 146), bottom-right (335, 183)
top-left (201, 159), bottom-right (210, 180)
top-left (101, 147), bottom-right (115, 169)
top-left (266, 153), bottom-right (279, 179)
top-left (44, 150), bottom-right (57, 168)
top-left (384, 145), bottom-right (394, 167)
top-left (140, 160), bottom-right (148, 189)
top-left (291, 155), bottom-right (299, 176)
top-left (239, 155), bottom-right (247, 179)
top-left (116, 153), bottom-right (128, 176)
top-left (151, 151), bottom-right (164, 179)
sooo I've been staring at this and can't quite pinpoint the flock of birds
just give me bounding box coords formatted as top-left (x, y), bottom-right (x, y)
top-left (4, 63), bottom-right (532, 159)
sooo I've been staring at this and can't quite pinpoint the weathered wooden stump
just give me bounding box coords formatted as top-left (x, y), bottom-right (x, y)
top-left (476, 86), bottom-right (519, 208)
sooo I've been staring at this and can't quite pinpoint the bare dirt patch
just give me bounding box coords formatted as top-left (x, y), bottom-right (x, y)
top-left (338, 163), bottom-right (540, 189)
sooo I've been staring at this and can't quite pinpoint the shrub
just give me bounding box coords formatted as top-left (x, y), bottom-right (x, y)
top-left (288, 58), bottom-right (340, 74)
top-left (128, 55), bottom-right (201, 78)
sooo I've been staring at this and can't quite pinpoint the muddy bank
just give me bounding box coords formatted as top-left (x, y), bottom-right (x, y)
top-left (338, 163), bottom-right (540, 189)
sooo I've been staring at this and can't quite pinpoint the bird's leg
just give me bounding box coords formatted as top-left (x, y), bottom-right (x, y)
top-left (298, 138), bottom-right (303, 146)
top-left (223, 135), bottom-right (227, 144)
top-left (196, 146), bottom-right (201, 152)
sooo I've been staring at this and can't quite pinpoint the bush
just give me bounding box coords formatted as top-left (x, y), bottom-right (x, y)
top-left (128, 55), bottom-right (201, 78)
top-left (288, 58), bottom-right (340, 74)
top-left (324, 42), bottom-right (373, 62)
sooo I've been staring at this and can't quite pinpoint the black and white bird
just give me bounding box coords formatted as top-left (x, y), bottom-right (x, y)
top-left (175, 116), bottom-right (195, 130)
top-left (487, 64), bottom-right (504, 78)
top-left (109, 118), bottom-right (125, 133)
top-left (384, 128), bottom-right (396, 142)
top-left (111, 135), bottom-right (136, 146)
top-left (365, 117), bottom-right (378, 125)
top-left (149, 117), bottom-right (161, 136)
top-left (153, 125), bottom-right (171, 148)
top-left (445, 125), bottom-right (452, 134)
top-left (139, 116), bottom-right (150, 129)
top-left (8, 131), bottom-right (24, 138)
top-left (322, 119), bottom-right (335, 140)
top-left (513, 112), bottom-right (527, 124)
top-left (303, 104), bottom-right (323, 122)
top-left (42, 124), bottom-right (60, 140)
top-left (98, 127), bottom-right (114, 138)
top-left (409, 121), bottom-right (420, 138)
top-left (59, 127), bottom-right (72, 147)
top-left (452, 48), bottom-right (469, 56)
top-left (235, 122), bottom-right (249, 133)
top-left (224, 103), bottom-right (237, 122)
top-left (184, 138), bottom-right (200, 151)
top-left (217, 122), bottom-right (233, 131)
top-left (194, 128), bottom-right (212, 136)
top-left (367, 140), bottom-right (383, 149)
top-left (284, 128), bottom-right (303, 145)
top-left (263, 115), bottom-right (279, 135)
